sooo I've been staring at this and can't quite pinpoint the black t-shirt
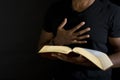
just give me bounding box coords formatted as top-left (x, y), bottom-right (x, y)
top-left (43, 0), bottom-right (120, 80)
top-left (43, 0), bottom-right (120, 53)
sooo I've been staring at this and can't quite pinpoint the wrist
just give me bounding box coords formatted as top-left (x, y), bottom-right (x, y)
top-left (52, 37), bottom-right (63, 45)
top-left (48, 39), bottom-right (56, 45)
top-left (51, 39), bottom-right (56, 45)
top-left (49, 37), bottom-right (64, 45)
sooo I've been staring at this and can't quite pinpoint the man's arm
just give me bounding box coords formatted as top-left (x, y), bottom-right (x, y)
top-left (38, 18), bottom-right (90, 60)
top-left (38, 18), bottom-right (90, 49)
top-left (38, 30), bottom-right (53, 50)
top-left (109, 37), bottom-right (120, 68)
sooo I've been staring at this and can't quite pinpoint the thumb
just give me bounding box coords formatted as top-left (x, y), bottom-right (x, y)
top-left (58, 18), bottom-right (67, 30)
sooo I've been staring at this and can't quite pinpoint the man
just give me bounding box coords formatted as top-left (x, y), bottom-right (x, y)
top-left (39, 0), bottom-right (120, 80)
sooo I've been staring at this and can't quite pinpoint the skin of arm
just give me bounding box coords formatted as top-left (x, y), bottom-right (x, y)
top-left (109, 37), bottom-right (120, 68)
top-left (38, 30), bottom-right (53, 50)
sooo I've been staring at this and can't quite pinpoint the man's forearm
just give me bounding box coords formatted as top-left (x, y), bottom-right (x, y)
top-left (109, 52), bottom-right (120, 68)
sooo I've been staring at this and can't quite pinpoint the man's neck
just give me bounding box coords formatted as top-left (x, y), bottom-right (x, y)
top-left (72, 0), bottom-right (95, 12)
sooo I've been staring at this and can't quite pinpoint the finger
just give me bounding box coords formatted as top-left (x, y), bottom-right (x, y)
top-left (51, 53), bottom-right (68, 61)
top-left (77, 34), bottom-right (90, 40)
top-left (67, 55), bottom-right (87, 64)
top-left (58, 18), bottom-right (67, 30)
top-left (54, 53), bottom-right (76, 63)
top-left (70, 22), bottom-right (85, 33)
top-left (74, 27), bottom-right (90, 36)
top-left (70, 55), bottom-right (86, 63)
top-left (72, 40), bottom-right (87, 44)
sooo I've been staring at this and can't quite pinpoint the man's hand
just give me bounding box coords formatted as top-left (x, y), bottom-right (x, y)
top-left (53, 18), bottom-right (90, 45)
top-left (51, 53), bottom-right (95, 67)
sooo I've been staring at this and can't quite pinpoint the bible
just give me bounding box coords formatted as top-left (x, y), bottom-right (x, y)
top-left (38, 45), bottom-right (113, 70)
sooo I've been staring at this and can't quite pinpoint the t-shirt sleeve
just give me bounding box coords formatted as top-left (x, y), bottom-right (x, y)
top-left (109, 7), bottom-right (120, 37)
top-left (42, 6), bottom-right (55, 32)
top-left (42, 1), bottom-right (67, 33)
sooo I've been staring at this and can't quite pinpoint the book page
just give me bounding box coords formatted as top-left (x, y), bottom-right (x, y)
top-left (73, 47), bottom-right (113, 70)
top-left (85, 48), bottom-right (113, 70)
top-left (39, 45), bottom-right (72, 54)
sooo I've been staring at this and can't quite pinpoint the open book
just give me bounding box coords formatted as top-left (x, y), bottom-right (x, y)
top-left (38, 45), bottom-right (113, 71)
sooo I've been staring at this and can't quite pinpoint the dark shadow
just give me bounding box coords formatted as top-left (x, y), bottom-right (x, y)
top-left (0, 0), bottom-right (59, 79)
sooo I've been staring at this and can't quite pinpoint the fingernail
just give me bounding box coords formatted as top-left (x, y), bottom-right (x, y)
top-left (82, 22), bottom-right (85, 25)
top-left (87, 35), bottom-right (90, 37)
top-left (51, 54), bottom-right (56, 57)
top-left (87, 27), bottom-right (91, 31)
top-left (58, 53), bottom-right (61, 56)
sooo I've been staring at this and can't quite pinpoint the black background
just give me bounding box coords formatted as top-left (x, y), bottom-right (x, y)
top-left (0, 0), bottom-right (119, 80)
top-left (0, 0), bottom-right (58, 79)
